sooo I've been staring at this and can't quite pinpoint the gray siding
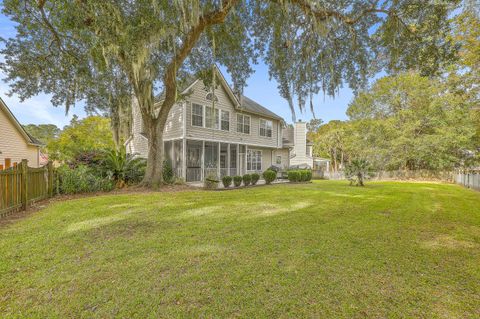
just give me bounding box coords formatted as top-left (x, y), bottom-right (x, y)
top-left (185, 81), bottom-right (281, 148)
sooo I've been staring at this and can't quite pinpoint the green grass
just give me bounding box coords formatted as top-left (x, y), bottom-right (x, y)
top-left (1, 181), bottom-right (479, 318)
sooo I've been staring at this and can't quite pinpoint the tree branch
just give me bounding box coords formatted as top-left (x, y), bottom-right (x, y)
top-left (159, 0), bottom-right (239, 121)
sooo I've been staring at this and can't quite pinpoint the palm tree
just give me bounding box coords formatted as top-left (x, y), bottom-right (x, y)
top-left (345, 159), bottom-right (374, 186)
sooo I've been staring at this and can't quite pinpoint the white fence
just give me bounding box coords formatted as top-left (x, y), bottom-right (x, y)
top-left (455, 171), bottom-right (480, 191)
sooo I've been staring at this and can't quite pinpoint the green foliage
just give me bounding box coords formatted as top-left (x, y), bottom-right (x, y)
top-left (233, 176), bottom-right (242, 187)
top-left (242, 174), bottom-right (251, 186)
top-left (312, 71), bottom-right (479, 172)
top-left (56, 165), bottom-right (114, 194)
top-left (262, 169), bottom-right (277, 185)
top-left (48, 116), bottom-right (115, 162)
top-left (345, 159), bottom-right (374, 186)
top-left (0, 0), bottom-right (460, 185)
top-left (288, 169), bottom-right (312, 182)
top-left (204, 173), bottom-right (219, 190)
top-left (222, 176), bottom-right (233, 188)
top-left (251, 173), bottom-right (260, 185)
top-left (102, 148), bottom-right (146, 187)
top-left (162, 160), bottom-right (174, 184)
top-left (23, 124), bottom-right (60, 151)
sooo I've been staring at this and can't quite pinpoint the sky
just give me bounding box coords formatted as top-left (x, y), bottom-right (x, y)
top-left (0, 6), bottom-right (352, 129)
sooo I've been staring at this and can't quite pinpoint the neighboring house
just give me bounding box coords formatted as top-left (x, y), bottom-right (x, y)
top-left (126, 66), bottom-right (312, 182)
top-left (0, 97), bottom-right (42, 168)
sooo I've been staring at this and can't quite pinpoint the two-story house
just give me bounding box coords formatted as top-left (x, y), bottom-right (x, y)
top-left (126, 67), bottom-right (313, 182)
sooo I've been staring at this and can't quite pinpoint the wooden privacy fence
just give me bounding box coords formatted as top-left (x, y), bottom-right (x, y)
top-left (0, 159), bottom-right (54, 217)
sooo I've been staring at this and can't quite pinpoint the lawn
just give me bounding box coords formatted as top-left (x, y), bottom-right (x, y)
top-left (0, 181), bottom-right (479, 318)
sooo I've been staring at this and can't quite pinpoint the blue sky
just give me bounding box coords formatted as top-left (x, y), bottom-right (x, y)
top-left (0, 6), bottom-right (352, 128)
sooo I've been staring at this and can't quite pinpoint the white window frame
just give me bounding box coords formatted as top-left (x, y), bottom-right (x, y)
top-left (191, 103), bottom-right (203, 127)
top-left (221, 110), bottom-right (230, 131)
top-left (236, 114), bottom-right (251, 134)
top-left (276, 155), bottom-right (282, 165)
top-left (247, 149), bottom-right (262, 171)
top-left (259, 118), bottom-right (273, 138)
top-left (205, 105), bottom-right (220, 129)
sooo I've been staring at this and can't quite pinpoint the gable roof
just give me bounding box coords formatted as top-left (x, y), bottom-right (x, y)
top-left (240, 95), bottom-right (283, 120)
top-left (0, 97), bottom-right (42, 146)
top-left (154, 66), bottom-right (284, 121)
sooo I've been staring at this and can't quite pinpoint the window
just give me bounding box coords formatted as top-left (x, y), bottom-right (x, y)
top-left (205, 106), bottom-right (219, 129)
top-left (205, 92), bottom-right (218, 102)
top-left (276, 155), bottom-right (282, 165)
top-left (247, 149), bottom-right (262, 171)
top-left (221, 110), bottom-right (229, 131)
top-left (192, 103), bottom-right (203, 127)
top-left (260, 119), bottom-right (273, 137)
top-left (236, 114), bottom-right (250, 134)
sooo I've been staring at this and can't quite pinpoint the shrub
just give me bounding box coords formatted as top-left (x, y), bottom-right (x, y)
top-left (304, 170), bottom-right (312, 181)
top-left (204, 173), bottom-right (219, 190)
top-left (101, 148), bottom-right (146, 187)
top-left (222, 176), bottom-right (233, 188)
top-left (57, 165), bottom-right (114, 194)
top-left (251, 173), bottom-right (260, 185)
top-left (233, 175), bottom-right (243, 187)
top-left (162, 159), bottom-right (174, 184)
top-left (242, 174), bottom-right (252, 186)
top-left (263, 169), bottom-right (277, 184)
top-left (287, 169), bottom-right (312, 183)
top-left (288, 170), bottom-right (300, 182)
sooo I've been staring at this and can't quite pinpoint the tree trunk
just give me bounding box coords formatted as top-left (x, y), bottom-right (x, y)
top-left (142, 117), bottom-right (165, 187)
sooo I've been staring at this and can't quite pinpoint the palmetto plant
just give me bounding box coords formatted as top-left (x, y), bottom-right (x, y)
top-left (345, 159), bottom-right (374, 186)
top-left (102, 148), bottom-right (146, 188)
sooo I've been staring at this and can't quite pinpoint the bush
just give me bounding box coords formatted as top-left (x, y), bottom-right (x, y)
top-left (204, 173), bottom-right (219, 190)
top-left (57, 165), bottom-right (114, 194)
top-left (288, 170), bottom-right (300, 182)
top-left (101, 148), bottom-right (146, 187)
top-left (263, 169), bottom-right (277, 184)
top-left (222, 176), bottom-right (232, 188)
top-left (251, 173), bottom-right (260, 185)
top-left (162, 159), bottom-right (174, 184)
top-left (288, 169), bottom-right (312, 183)
top-left (242, 174), bottom-right (252, 186)
top-left (233, 175), bottom-right (242, 187)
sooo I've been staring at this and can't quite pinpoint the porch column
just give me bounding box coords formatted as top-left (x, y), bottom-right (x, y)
top-left (217, 142), bottom-right (221, 178)
top-left (245, 145), bottom-right (248, 174)
top-left (227, 144), bottom-right (231, 176)
top-left (182, 138), bottom-right (186, 179)
top-left (237, 144), bottom-right (240, 176)
top-left (201, 140), bottom-right (205, 181)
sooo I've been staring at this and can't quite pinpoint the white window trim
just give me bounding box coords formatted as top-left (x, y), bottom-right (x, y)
top-left (236, 114), bottom-right (251, 135)
top-left (191, 103), bottom-right (230, 132)
top-left (247, 149), bottom-right (262, 171)
top-left (191, 103), bottom-right (204, 127)
top-left (259, 118), bottom-right (273, 138)
top-left (220, 109), bottom-right (230, 132)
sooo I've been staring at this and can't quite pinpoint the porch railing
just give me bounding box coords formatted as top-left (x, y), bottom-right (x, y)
top-left (186, 168), bottom-right (201, 182)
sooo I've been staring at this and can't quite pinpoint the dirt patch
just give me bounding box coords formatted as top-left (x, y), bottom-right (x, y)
top-left (421, 235), bottom-right (477, 250)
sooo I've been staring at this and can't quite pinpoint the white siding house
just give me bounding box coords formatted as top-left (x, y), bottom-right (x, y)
top-left (125, 67), bottom-right (313, 182)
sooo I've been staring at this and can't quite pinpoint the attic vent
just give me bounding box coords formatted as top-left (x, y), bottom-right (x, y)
top-left (206, 92), bottom-right (218, 102)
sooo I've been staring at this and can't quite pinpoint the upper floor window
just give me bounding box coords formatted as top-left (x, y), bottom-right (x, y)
top-left (205, 106), bottom-right (219, 129)
top-left (259, 119), bottom-right (273, 138)
top-left (221, 110), bottom-right (230, 131)
top-left (192, 103), bottom-right (203, 127)
top-left (236, 114), bottom-right (250, 134)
